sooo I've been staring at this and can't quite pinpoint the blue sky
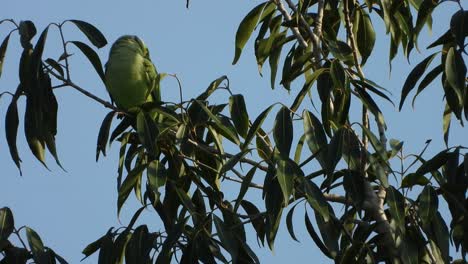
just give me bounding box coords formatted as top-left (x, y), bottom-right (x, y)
top-left (1, 1), bottom-right (466, 263)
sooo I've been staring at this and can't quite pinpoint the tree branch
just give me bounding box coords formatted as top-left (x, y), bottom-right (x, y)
top-left (343, 0), bottom-right (394, 255)
top-left (271, 0), bottom-right (309, 49)
top-left (284, 0), bottom-right (322, 67)
top-left (47, 69), bottom-right (120, 112)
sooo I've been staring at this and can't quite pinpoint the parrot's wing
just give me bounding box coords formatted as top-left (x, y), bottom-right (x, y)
top-left (103, 62), bottom-right (116, 106)
top-left (143, 58), bottom-right (160, 102)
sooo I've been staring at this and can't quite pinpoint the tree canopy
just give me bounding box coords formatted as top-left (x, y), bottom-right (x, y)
top-left (1, 0), bottom-right (467, 263)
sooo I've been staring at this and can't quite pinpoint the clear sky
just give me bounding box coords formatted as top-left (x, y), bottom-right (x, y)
top-left (1, 1), bottom-right (466, 263)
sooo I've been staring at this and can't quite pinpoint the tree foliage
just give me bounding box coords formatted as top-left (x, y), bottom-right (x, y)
top-left (1, 0), bottom-right (467, 263)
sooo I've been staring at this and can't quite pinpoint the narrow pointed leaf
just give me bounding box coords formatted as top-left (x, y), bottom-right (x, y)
top-left (118, 164), bottom-right (147, 215)
top-left (96, 111), bottom-right (116, 161)
top-left (229, 94), bottom-right (249, 138)
top-left (195, 101), bottom-right (239, 145)
top-left (386, 186), bottom-right (405, 233)
top-left (399, 53), bottom-right (437, 110)
top-left (412, 64), bottom-right (443, 107)
top-left (305, 211), bottom-right (332, 258)
top-left (417, 185), bottom-right (438, 228)
top-left (69, 41), bottom-right (105, 83)
top-left (68, 20), bottom-right (107, 48)
top-left (0, 34), bottom-right (10, 79)
top-left (445, 47), bottom-right (466, 102)
top-left (276, 158), bottom-right (301, 205)
top-left (233, 2), bottom-right (275, 64)
top-left (0, 207), bottom-right (14, 241)
top-left (273, 106), bottom-right (293, 157)
top-left (242, 105), bottom-right (274, 150)
top-left (286, 203), bottom-right (300, 242)
top-left (303, 110), bottom-right (328, 168)
top-left (234, 166), bottom-right (257, 212)
top-left (5, 98), bottom-right (22, 173)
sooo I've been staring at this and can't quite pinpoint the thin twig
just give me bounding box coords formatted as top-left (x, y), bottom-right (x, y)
top-left (186, 137), bottom-right (269, 172)
top-left (13, 228), bottom-right (28, 249)
top-left (224, 175), bottom-right (263, 189)
top-left (284, 0), bottom-right (322, 67)
top-left (272, 0), bottom-right (308, 48)
top-left (47, 69), bottom-right (120, 112)
top-left (55, 23), bottom-right (71, 80)
top-left (343, 0), bottom-right (394, 255)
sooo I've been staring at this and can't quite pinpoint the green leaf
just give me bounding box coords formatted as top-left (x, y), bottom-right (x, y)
top-left (18, 20), bottom-right (36, 48)
top-left (264, 173), bottom-right (283, 250)
top-left (118, 164), bottom-right (147, 216)
top-left (276, 158), bottom-right (301, 205)
top-left (136, 111), bottom-right (159, 156)
top-left (417, 185), bottom-right (438, 228)
top-left (5, 97), bottom-right (22, 173)
top-left (26, 227), bottom-right (45, 256)
top-left (68, 20), bottom-right (107, 48)
top-left (352, 80), bottom-right (394, 106)
top-left (427, 29), bottom-right (454, 49)
top-left (147, 160), bottom-right (166, 192)
top-left (356, 86), bottom-right (386, 130)
top-left (213, 215), bottom-right (238, 262)
top-left (415, 149), bottom-right (450, 175)
top-left (445, 47), bottom-right (466, 103)
top-left (412, 64), bottom-right (443, 107)
top-left (175, 188), bottom-right (196, 214)
top-left (290, 68), bottom-right (327, 112)
top-left (327, 40), bottom-right (353, 63)
top-left (304, 211), bottom-right (332, 259)
top-left (341, 128), bottom-right (362, 171)
top-left (24, 97), bottom-right (47, 168)
top-left (302, 178), bottom-right (331, 222)
top-left (294, 134), bottom-right (306, 164)
top-left (69, 41), bottom-right (106, 84)
top-left (343, 170), bottom-right (365, 208)
top-left (359, 124), bottom-right (388, 162)
top-left (414, 0), bottom-right (438, 39)
top-left (303, 110), bottom-right (328, 169)
top-left (326, 128), bottom-right (344, 179)
top-left (268, 34), bottom-right (285, 89)
top-left (401, 173), bottom-right (430, 188)
top-left (330, 60), bottom-right (346, 89)
top-left (286, 203), bottom-right (300, 242)
top-left (242, 105), bottom-right (274, 150)
top-left (273, 106), bottom-right (293, 157)
top-left (234, 166), bottom-right (257, 212)
top-left (315, 208), bottom-right (339, 258)
top-left (197, 75), bottom-right (228, 101)
top-left (354, 8), bottom-right (376, 65)
top-left (45, 58), bottom-right (64, 77)
top-left (195, 101), bottom-right (240, 145)
top-left (450, 10), bottom-right (468, 50)
top-left (256, 127), bottom-right (273, 160)
top-left (240, 200), bottom-right (265, 245)
top-left (0, 34), bottom-right (10, 79)
top-left (233, 2), bottom-right (275, 64)
top-left (386, 186), bottom-right (405, 233)
top-left (443, 103), bottom-right (451, 145)
top-left (229, 94), bottom-right (249, 138)
top-left (0, 207), bottom-right (14, 241)
top-left (98, 232), bottom-right (114, 263)
top-left (399, 53), bottom-right (437, 110)
top-left (81, 228), bottom-right (113, 260)
top-left (96, 111), bottom-right (116, 161)
top-left (125, 225), bottom-right (152, 264)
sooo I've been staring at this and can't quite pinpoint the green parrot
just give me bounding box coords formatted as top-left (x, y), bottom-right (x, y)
top-left (105, 35), bottom-right (160, 110)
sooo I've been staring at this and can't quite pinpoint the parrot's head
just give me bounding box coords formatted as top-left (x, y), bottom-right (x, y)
top-left (109, 35), bottom-right (151, 58)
